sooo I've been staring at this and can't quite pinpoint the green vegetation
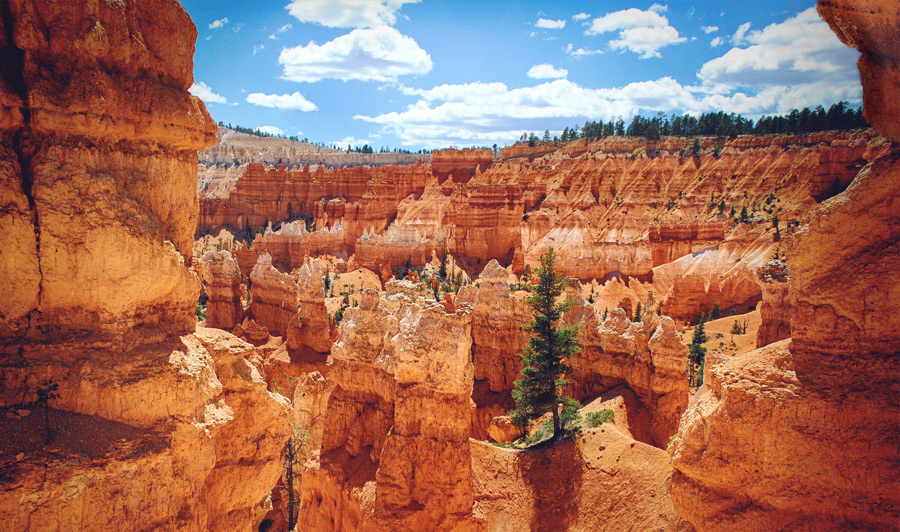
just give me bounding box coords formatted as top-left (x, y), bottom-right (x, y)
top-left (283, 425), bottom-right (310, 532)
top-left (510, 248), bottom-right (582, 440)
top-left (586, 409), bottom-right (615, 427)
top-left (688, 320), bottom-right (708, 387)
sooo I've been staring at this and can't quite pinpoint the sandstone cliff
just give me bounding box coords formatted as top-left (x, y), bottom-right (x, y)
top-left (300, 287), bottom-right (484, 531)
top-left (669, 3), bottom-right (900, 529)
top-left (0, 2), bottom-right (289, 530)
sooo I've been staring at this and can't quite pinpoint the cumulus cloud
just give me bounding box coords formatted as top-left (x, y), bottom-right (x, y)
top-left (279, 26), bottom-right (432, 82)
top-left (527, 64), bottom-right (568, 79)
top-left (351, 7), bottom-right (860, 149)
top-left (698, 8), bottom-right (859, 90)
top-left (536, 18), bottom-right (566, 29)
top-left (573, 13), bottom-right (590, 21)
top-left (246, 91), bottom-right (317, 111)
top-left (565, 43), bottom-right (603, 58)
top-left (701, 25), bottom-right (719, 34)
top-left (337, 136), bottom-right (373, 148)
top-left (710, 36), bottom-right (724, 47)
top-left (732, 22), bottom-right (752, 45)
top-left (586, 7), bottom-right (686, 58)
top-left (189, 82), bottom-right (228, 104)
top-left (257, 126), bottom-right (285, 136)
top-left (286, 0), bottom-right (420, 28)
top-left (358, 78), bottom-right (703, 148)
top-left (209, 17), bottom-right (228, 30)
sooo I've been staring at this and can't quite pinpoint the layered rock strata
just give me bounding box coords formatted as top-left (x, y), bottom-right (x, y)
top-left (0, 2), bottom-right (290, 530)
top-left (199, 250), bottom-right (243, 330)
top-left (299, 288), bottom-right (483, 531)
top-left (249, 253), bottom-right (298, 337)
top-left (670, 5), bottom-right (900, 529)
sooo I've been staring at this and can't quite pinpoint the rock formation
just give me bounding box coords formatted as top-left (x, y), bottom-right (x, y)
top-left (0, 2), bottom-right (289, 530)
top-left (249, 253), bottom-right (298, 337)
top-left (299, 288), bottom-right (483, 531)
top-left (670, 3), bottom-right (900, 529)
top-left (199, 250), bottom-right (244, 330)
top-left (753, 259), bottom-right (794, 347)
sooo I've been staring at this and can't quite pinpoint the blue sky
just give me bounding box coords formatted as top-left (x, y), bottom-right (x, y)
top-left (181, 0), bottom-right (862, 150)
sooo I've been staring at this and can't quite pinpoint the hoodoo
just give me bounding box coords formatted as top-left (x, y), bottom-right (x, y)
top-left (2, 0), bottom-right (898, 530)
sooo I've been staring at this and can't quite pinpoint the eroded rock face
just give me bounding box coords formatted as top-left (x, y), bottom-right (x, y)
top-left (0, 2), bottom-right (290, 530)
top-left (818, 0), bottom-right (900, 142)
top-left (458, 260), bottom-right (689, 447)
top-left (754, 260), bottom-right (794, 347)
top-left (2, 0), bottom-right (217, 340)
top-left (670, 5), bottom-right (900, 528)
top-left (249, 253), bottom-right (298, 337)
top-left (199, 250), bottom-right (243, 330)
top-left (299, 289), bottom-right (484, 531)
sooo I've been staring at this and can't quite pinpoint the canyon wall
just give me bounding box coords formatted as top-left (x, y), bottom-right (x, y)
top-left (200, 130), bottom-right (890, 322)
top-left (670, 2), bottom-right (900, 529)
top-left (0, 2), bottom-right (289, 530)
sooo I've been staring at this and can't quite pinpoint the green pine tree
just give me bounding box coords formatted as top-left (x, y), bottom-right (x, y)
top-left (688, 320), bottom-right (708, 387)
top-left (510, 248), bottom-right (582, 440)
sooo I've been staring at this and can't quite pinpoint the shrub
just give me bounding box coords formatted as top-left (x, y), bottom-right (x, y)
top-left (586, 409), bottom-right (615, 427)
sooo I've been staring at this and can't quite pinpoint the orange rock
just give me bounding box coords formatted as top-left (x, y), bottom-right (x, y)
top-left (199, 250), bottom-right (244, 330)
top-left (248, 253), bottom-right (298, 337)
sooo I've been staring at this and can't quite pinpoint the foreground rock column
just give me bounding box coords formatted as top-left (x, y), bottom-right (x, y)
top-left (300, 288), bottom-right (485, 531)
top-left (670, 3), bottom-right (900, 529)
top-left (0, 2), bottom-right (290, 530)
top-left (199, 250), bottom-right (244, 329)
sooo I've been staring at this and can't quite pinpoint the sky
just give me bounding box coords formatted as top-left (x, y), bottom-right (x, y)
top-left (181, 0), bottom-right (862, 151)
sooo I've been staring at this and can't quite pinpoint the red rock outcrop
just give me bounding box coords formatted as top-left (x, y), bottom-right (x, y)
top-left (754, 259), bottom-right (794, 347)
top-left (818, 0), bottom-right (900, 141)
top-left (471, 396), bottom-right (692, 532)
top-left (431, 147), bottom-right (493, 182)
top-left (199, 250), bottom-right (244, 330)
top-left (670, 6), bottom-right (900, 529)
top-left (299, 288), bottom-right (483, 531)
top-left (289, 257), bottom-right (332, 354)
top-left (249, 253), bottom-right (298, 337)
top-left (458, 260), bottom-right (688, 447)
top-left (0, 3), bottom-right (289, 531)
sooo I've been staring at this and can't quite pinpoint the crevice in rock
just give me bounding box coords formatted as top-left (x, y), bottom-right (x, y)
top-left (1, 0), bottom-right (42, 313)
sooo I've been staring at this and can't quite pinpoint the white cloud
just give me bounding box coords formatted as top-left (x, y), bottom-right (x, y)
top-left (268, 23), bottom-right (292, 40)
top-left (527, 64), bottom-right (568, 79)
top-left (732, 22), bottom-right (752, 45)
top-left (349, 7), bottom-right (860, 149)
top-left (246, 91), bottom-right (317, 111)
top-left (536, 18), bottom-right (566, 29)
top-left (209, 17), bottom-right (228, 30)
top-left (573, 12), bottom-right (590, 21)
top-left (253, 44), bottom-right (265, 55)
top-left (586, 7), bottom-right (686, 58)
top-left (279, 26), bottom-right (432, 82)
top-left (258, 126), bottom-right (285, 136)
top-left (359, 78), bottom-right (703, 148)
top-left (698, 8), bottom-right (859, 91)
top-left (710, 36), bottom-right (724, 47)
top-left (286, 0), bottom-right (420, 28)
top-left (337, 136), bottom-right (373, 148)
top-left (702, 25), bottom-right (719, 34)
top-left (565, 43), bottom-right (603, 58)
top-left (587, 8), bottom-right (668, 34)
top-left (610, 25), bottom-right (686, 58)
top-left (189, 82), bottom-right (228, 104)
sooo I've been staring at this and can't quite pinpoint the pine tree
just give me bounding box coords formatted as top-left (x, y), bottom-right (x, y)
top-left (688, 320), bottom-right (708, 387)
top-left (510, 248), bottom-right (581, 439)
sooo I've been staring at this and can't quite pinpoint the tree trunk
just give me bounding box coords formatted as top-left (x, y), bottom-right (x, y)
top-left (551, 401), bottom-right (560, 439)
